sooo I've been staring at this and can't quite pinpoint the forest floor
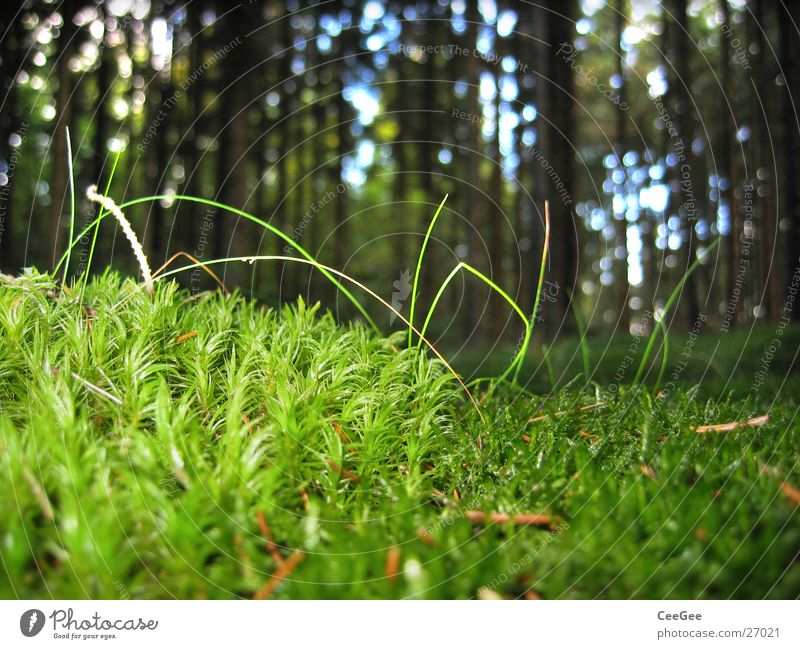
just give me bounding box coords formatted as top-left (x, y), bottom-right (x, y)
top-left (0, 270), bottom-right (798, 598)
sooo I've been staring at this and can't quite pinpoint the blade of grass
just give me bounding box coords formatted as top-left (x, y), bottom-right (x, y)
top-left (61, 127), bottom-right (76, 286)
top-left (414, 261), bottom-right (528, 384)
top-left (408, 195), bottom-right (448, 348)
top-left (152, 251), bottom-right (229, 293)
top-left (513, 201), bottom-right (551, 384)
top-left (654, 317), bottom-right (670, 393)
top-left (633, 236), bottom-right (720, 385)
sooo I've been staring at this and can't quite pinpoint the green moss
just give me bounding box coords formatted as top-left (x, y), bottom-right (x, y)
top-left (0, 271), bottom-right (797, 598)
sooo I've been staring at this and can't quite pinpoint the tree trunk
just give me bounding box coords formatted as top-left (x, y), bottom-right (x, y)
top-left (668, 0), bottom-right (700, 328)
top-left (778, 1), bottom-right (800, 321)
top-left (464, 0), bottom-right (483, 338)
top-left (543, 0), bottom-right (578, 334)
top-left (0, 5), bottom-right (25, 270)
top-left (93, 19), bottom-right (110, 188)
top-left (48, 1), bottom-right (80, 265)
top-left (750, 0), bottom-right (779, 322)
top-left (489, 69), bottom-right (505, 339)
top-left (719, 0), bottom-right (742, 328)
top-left (614, 0), bottom-right (630, 332)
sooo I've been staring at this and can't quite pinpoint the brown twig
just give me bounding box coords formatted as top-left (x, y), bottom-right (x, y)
top-left (257, 511), bottom-right (283, 565)
top-left (252, 550), bottom-right (304, 600)
top-left (385, 547), bottom-right (401, 583)
top-left (779, 481), bottom-right (800, 505)
top-left (466, 510), bottom-right (552, 528)
top-left (331, 421), bottom-right (355, 454)
top-left (152, 251), bottom-right (229, 293)
top-left (175, 331), bottom-right (198, 344)
top-left (326, 459), bottom-right (360, 482)
top-left (755, 457), bottom-right (799, 506)
top-left (22, 468), bottom-right (54, 522)
top-left (416, 527), bottom-right (437, 546)
top-left (639, 464), bottom-right (659, 482)
top-left (691, 415), bottom-right (769, 433)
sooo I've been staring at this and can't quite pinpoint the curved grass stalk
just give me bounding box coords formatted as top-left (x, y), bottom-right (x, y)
top-left (53, 194), bottom-right (378, 331)
top-left (148, 254), bottom-right (483, 420)
top-left (466, 376), bottom-right (537, 399)
top-left (513, 201), bottom-right (551, 384)
top-left (61, 127), bottom-right (76, 286)
top-left (633, 236), bottom-right (721, 386)
top-left (152, 251), bottom-right (228, 293)
top-left (407, 195), bottom-right (448, 348)
top-left (414, 261), bottom-right (528, 383)
top-left (654, 318), bottom-right (670, 393)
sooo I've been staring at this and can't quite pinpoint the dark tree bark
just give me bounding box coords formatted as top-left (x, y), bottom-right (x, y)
top-left (541, 0), bottom-right (578, 334)
top-left (271, 5), bottom-right (294, 300)
top-left (778, 0), bottom-right (800, 320)
top-left (464, 0), bottom-right (483, 338)
top-left (181, 3), bottom-right (207, 253)
top-left (0, 3), bottom-right (25, 270)
top-left (213, 3), bottom-right (255, 288)
top-left (489, 49), bottom-right (506, 339)
top-left (513, 10), bottom-right (539, 323)
top-left (48, 0), bottom-right (81, 265)
top-left (331, 1), bottom-right (361, 297)
top-left (749, 0), bottom-right (779, 322)
top-left (93, 15), bottom-right (110, 188)
top-left (719, 0), bottom-right (743, 327)
top-left (667, 0), bottom-right (701, 328)
top-left (392, 57), bottom-right (409, 277)
top-left (614, 0), bottom-right (630, 333)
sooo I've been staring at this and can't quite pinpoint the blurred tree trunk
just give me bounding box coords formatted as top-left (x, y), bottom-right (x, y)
top-left (778, 1), bottom-right (800, 321)
top-left (145, 0), bottom-right (172, 266)
top-left (333, 3), bottom-right (358, 290)
top-left (182, 4), bottom-right (206, 253)
top-left (542, 0), bottom-right (578, 334)
top-left (529, 2), bottom-right (549, 333)
top-left (392, 55), bottom-right (409, 277)
top-left (489, 59), bottom-right (505, 339)
top-left (48, 0), bottom-right (80, 265)
top-left (0, 4), bottom-right (25, 270)
top-left (464, 0), bottom-right (483, 338)
top-left (214, 4), bottom-right (255, 288)
top-left (512, 13), bottom-right (534, 321)
top-left (750, 0), bottom-right (778, 322)
top-left (667, 0), bottom-right (700, 328)
top-left (614, 0), bottom-right (630, 333)
top-left (273, 6), bottom-right (293, 300)
top-left (719, 0), bottom-right (742, 328)
top-left (93, 16), bottom-right (110, 189)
